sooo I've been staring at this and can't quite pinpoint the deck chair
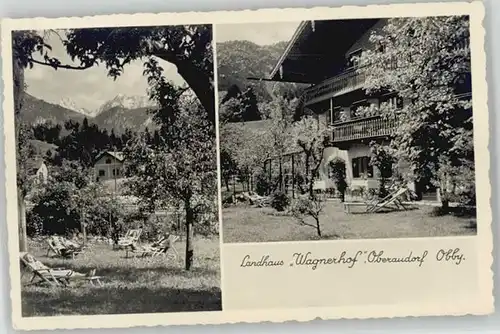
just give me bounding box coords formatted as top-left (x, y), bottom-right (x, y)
top-left (118, 229), bottom-right (143, 258)
top-left (344, 187), bottom-right (409, 214)
top-left (140, 234), bottom-right (180, 259)
top-left (46, 236), bottom-right (82, 259)
top-left (20, 252), bottom-right (103, 287)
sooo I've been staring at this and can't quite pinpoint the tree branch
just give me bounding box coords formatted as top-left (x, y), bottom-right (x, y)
top-left (29, 58), bottom-right (93, 71)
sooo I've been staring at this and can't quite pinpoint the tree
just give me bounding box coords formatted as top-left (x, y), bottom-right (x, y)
top-left (13, 26), bottom-right (214, 124)
top-left (13, 26), bottom-right (214, 249)
top-left (219, 97), bottom-right (243, 123)
top-left (291, 116), bottom-right (331, 198)
top-left (123, 89), bottom-right (217, 271)
top-left (16, 123), bottom-right (37, 250)
top-left (288, 116), bottom-right (331, 237)
top-left (28, 160), bottom-right (114, 238)
top-left (369, 142), bottom-right (396, 199)
top-left (291, 194), bottom-right (327, 237)
top-left (356, 16), bottom-right (473, 209)
top-left (267, 96), bottom-right (296, 192)
top-left (220, 149), bottom-right (237, 192)
top-left (329, 158), bottom-right (348, 202)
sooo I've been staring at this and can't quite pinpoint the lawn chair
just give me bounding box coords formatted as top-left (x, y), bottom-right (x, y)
top-left (343, 187), bottom-right (409, 214)
top-left (20, 252), bottom-right (103, 287)
top-left (140, 234), bottom-right (180, 260)
top-left (118, 229), bottom-right (143, 258)
top-left (46, 236), bottom-right (82, 259)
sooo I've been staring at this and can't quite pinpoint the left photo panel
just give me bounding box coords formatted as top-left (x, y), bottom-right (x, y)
top-left (10, 25), bottom-right (221, 316)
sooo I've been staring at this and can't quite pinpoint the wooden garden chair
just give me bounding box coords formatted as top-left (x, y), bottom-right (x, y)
top-left (20, 252), bottom-right (103, 287)
top-left (118, 229), bottom-right (143, 258)
top-left (139, 235), bottom-right (167, 257)
top-left (46, 236), bottom-right (82, 259)
top-left (343, 186), bottom-right (409, 214)
top-left (140, 234), bottom-right (180, 260)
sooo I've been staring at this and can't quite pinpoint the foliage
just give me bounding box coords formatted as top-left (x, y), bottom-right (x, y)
top-left (290, 194), bottom-right (327, 237)
top-left (369, 142), bottom-right (396, 198)
top-left (328, 158), bottom-right (347, 202)
top-left (32, 121), bottom-right (62, 145)
top-left (27, 161), bottom-right (121, 237)
top-left (291, 116), bottom-right (331, 197)
top-left (220, 148), bottom-right (237, 191)
top-left (356, 16), bottom-right (474, 208)
top-left (13, 26), bottom-right (215, 124)
top-left (123, 84), bottom-right (217, 270)
top-left (219, 87), bottom-right (261, 123)
top-left (16, 123), bottom-right (38, 198)
top-left (255, 169), bottom-right (273, 196)
top-left (219, 121), bottom-right (272, 194)
top-left (270, 191), bottom-right (290, 212)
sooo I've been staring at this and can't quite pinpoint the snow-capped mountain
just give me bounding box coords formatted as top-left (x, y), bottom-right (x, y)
top-left (58, 97), bottom-right (97, 117)
top-left (59, 94), bottom-right (156, 118)
top-left (97, 94), bottom-right (156, 113)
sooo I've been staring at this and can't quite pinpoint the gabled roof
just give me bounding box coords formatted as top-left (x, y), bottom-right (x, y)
top-left (25, 158), bottom-right (45, 172)
top-left (95, 151), bottom-right (125, 162)
top-left (269, 19), bottom-right (380, 84)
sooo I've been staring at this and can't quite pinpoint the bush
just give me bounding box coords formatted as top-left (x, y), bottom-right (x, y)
top-left (290, 196), bottom-right (312, 216)
top-left (255, 172), bottom-right (272, 196)
top-left (271, 191), bottom-right (290, 212)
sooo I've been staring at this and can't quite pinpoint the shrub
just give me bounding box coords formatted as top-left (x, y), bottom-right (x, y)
top-left (271, 191), bottom-right (290, 212)
top-left (329, 158), bottom-right (347, 202)
top-left (255, 172), bottom-right (272, 196)
top-left (290, 194), bottom-right (327, 237)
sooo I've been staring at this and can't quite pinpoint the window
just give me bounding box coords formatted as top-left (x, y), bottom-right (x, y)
top-left (99, 170), bottom-right (105, 177)
top-left (350, 100), bottom-right (370, 119)
top-left (352, 156), bottom-right (373, 179)
top-left (333, 107), bottom-right (342, 123)
top-left (347, 49), bottom-right (363, 69)
top-left (105, 158), bottom-right (112, 164)
top-left (380, 95), bottom-right (403, 109)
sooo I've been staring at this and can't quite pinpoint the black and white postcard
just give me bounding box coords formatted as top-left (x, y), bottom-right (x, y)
top-left (1, 1), bottom-right (493, 331)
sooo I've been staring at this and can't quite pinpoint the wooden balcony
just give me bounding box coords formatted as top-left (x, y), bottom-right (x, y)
top-left (303, 69), bottom-right (366, 106)
top-left (332, 116), bottom-right (396, 143)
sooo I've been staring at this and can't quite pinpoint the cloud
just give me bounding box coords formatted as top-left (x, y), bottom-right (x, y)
top-left (216, 22), bottom-right (300, 45)
top-left (25, 29), bottom-right (187, 112)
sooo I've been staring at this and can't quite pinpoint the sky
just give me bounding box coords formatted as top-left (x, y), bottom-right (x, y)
top-left (215, 22), bottom-right (300, 46)
top-left (25, 29), bottom-right (186, 112)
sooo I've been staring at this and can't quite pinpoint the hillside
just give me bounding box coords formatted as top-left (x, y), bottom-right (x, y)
top-left (20, 94), bottom-right (86, 126)
top-left (20, 93), bottom-right (157, 135)
top-left (93, 106), bottom-right (157, 134)
top-left (216, 40), bottom-right (288, 102)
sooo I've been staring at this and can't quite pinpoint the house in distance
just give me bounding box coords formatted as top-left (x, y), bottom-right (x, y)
top-left (267, 18), bottom-right (471, 202)
top-left (94, 151), bottom-right (125, 182)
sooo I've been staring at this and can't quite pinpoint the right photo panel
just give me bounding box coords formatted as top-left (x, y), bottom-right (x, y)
top-left (216, 17), bottom-right (475, 244)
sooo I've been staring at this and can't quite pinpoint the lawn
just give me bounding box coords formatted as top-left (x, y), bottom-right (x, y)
top-left (222, 202), bottom-right (477, 243)
top-left (20, 236), bottom-right (221, 316)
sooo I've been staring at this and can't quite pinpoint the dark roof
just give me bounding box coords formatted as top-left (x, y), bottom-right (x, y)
top-left (95, 151), bottom-right (125, 162)
top-left (269, 19), bottom-right (380, 83)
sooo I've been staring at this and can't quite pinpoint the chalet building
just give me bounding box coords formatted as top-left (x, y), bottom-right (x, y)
top-left (94, 151), bottom-right (125, 182)
top-left (27, 158), bottom-right (48, 185)
top-left (268, 19), bottom-right (471, 201)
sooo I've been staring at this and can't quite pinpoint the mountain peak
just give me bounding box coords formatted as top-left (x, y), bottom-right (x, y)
top-left (58, 97), bottom-right (97, 117)
top-left (98, 94), bottom-right (156, 113)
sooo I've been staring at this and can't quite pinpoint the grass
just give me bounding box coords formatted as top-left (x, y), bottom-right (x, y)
top-left (21, 236), bottom-right (221, 317)
top-left (222, 202), bottom-right (477, 243)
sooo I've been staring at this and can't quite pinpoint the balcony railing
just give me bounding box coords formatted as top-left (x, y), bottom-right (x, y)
top-left (303, 68), bottom-right (366, 105)
top-left (332, 116), bottom-right (396, 143)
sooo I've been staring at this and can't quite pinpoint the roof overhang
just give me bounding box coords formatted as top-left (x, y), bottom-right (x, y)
top-left (269, 19), bottom-right (380, 84)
